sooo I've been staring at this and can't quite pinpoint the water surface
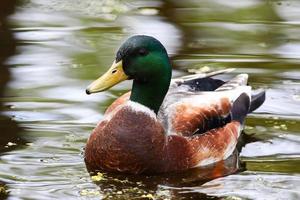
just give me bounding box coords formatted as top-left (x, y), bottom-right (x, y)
top-left (0, 0), bottom-right (299, 199)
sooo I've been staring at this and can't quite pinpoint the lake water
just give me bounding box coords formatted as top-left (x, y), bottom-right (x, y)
top-left (0, 0), bottom-right (299, 199)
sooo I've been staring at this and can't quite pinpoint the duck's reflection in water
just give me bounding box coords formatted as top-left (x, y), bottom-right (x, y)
top-left (88, 149), bottom-right (241, 199)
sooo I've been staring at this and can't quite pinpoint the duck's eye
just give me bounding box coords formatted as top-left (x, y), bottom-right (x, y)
top-left (138, 48), bottom-right (148, 56)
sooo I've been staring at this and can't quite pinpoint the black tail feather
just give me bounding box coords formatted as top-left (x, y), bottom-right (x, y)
top-left (231, 93), bottom-right (250, 124)
top-left (182, 77), bottom-right (225, 91)
top-left (249, 90), bottom-right (266, 113)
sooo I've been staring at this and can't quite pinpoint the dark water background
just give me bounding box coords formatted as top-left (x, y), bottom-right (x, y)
top-left (0, 0), bottom-right (300, 199)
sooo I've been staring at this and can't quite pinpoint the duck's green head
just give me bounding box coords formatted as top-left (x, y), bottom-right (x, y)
top-left (86, 35), bottom-right (172, 114)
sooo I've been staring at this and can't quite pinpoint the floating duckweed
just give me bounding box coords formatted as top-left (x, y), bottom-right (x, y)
top-left (117, 187), bottom-right (145, 195)
top-left (245, 126), bottom-right (254, 130)
top-left (101, 187), bottom-right (152, 200)
top-left (273, 125), bottom-right (281, 129)
top-left (141, 193), bottom-right (155, 199)
top-left (91, 172), bottom-right (106, 182)
top-left (136, 181), bottom-right (144, 186)
top-left (112, 178), bottom-right (131, 184)
top-left (116, 191), bottom-right (122, 194)
top-left (80, 189), bottom-right (100, 196)
top-left (188, 66), bottom-right (211, 73)
top-left (273, 124), bottom-right (288, 130)
top-left (280, 124), bottom-right (288, 130)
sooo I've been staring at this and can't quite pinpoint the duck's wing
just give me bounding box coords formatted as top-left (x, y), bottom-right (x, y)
top-left (157, 74), bottom-right (261, 169)
top-left (158, 74), bottom-right (252, 136)
top-left (170, 68), bottom-right (234, 91)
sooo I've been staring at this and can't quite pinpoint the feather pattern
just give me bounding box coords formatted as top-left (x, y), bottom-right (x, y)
top-left (85, 71), bottom-right (264, 173)
top-left (158, 78), bottom-right (251, 136)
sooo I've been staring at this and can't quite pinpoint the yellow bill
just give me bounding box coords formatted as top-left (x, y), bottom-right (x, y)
top-left (86, 60), bottom-right (128, 94)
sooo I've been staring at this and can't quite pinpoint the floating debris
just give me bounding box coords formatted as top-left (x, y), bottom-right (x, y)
top-left (112, 178), bottom-right (131, 184)
top-left (273, 124), bottom-right (288, 131)
top-left (80, 189), bottom-right (100, 196)
top-left (91, 172), bottom-right (106, 182)
top-left (141, 193), bottom-right (155, 199)
top-left (280, 124), bottom-right (287, 130)
top-left (188, 66), bottom-right (211, 73)
top-left (273, 125), bottom-right (280, 129)
top-left (245, 126), bottom-right (254, 130)
top-left (7, 142), bottom-right (17, 146)
top-left (139, 8), bottom-right (159, 16)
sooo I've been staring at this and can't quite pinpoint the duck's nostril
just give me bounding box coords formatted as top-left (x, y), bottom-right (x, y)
top-left (112, 69), bottom-right (117, 74)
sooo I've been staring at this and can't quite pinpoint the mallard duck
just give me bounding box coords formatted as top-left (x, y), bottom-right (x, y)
top-left (84, 35), bottom-right (265, 174)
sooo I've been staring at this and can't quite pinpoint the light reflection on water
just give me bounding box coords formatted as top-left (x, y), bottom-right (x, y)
top-left (0, 0), bottom-right (299, 199)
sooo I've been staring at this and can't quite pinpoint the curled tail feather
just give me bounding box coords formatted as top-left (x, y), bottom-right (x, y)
top-left (231, 93), bottom-right (250, 124)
